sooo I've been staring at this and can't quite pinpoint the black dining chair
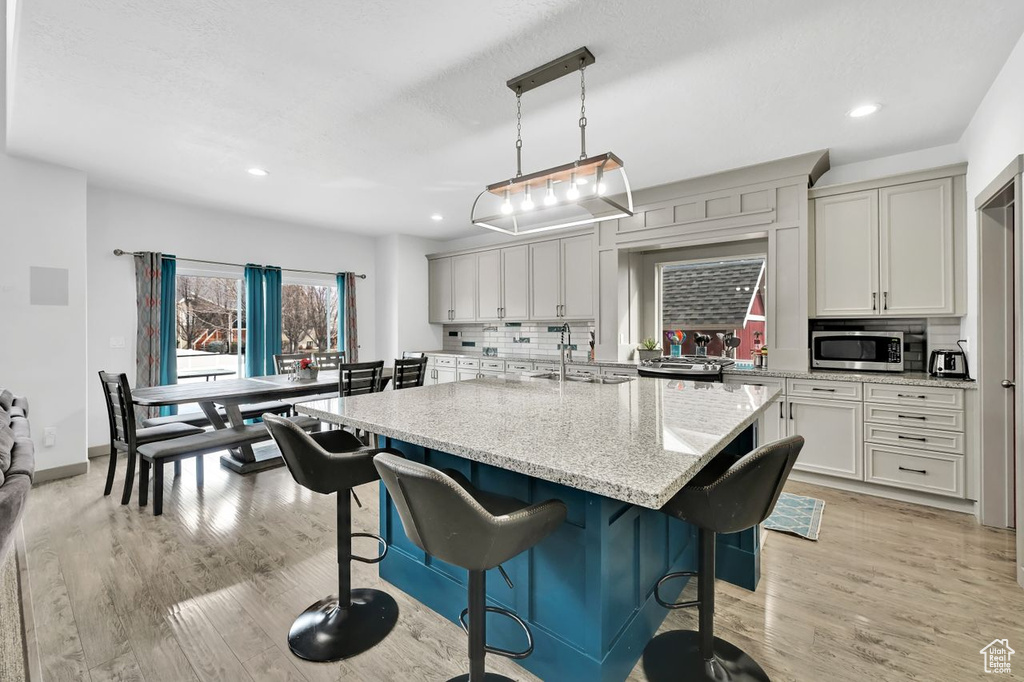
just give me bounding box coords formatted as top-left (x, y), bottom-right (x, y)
top-left (97, 372), bottom-right (205, 504)
top-left (314, 351), bottom-right (346, 370)
top-left (338, 361), bottom-right (385, 396)
top-left (392, 357), bottom-right (428, 390)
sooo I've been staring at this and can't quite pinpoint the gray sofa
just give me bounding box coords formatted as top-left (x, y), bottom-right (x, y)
top-left (0, 389), bottom-right (34, 562)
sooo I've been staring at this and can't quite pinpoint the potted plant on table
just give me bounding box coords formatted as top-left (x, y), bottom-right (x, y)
top-left (294, 358), bottom-right (319, 380)
top-left (637, 338), bottom-right (663, 362)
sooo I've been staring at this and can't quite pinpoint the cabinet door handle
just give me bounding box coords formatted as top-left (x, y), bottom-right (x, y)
top-left (872, 292), bottom-right (877, 311)
top-left (898, 466), bottom-right (927, 475)
top-left (897, 414), bottom-right (927, 420)
top-left (897, 435), bottom-right (927, 442)
top-left (897, 394), bottom-right (926, 399)
top-left (779, 402), bottom-right (784, 419)
top-left (789, 403), bottom-right (794, 420)
top-left (811, 387), bottom-right (836, 392)
top-left (883, 291), bottom-right (889, 311)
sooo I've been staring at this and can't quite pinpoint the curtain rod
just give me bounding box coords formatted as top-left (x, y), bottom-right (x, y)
top-left (111, 249), bottom-right (367, 279)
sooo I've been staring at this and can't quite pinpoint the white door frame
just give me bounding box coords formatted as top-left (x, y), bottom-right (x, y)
top-left (974, 154), bottom-right (1024, 588)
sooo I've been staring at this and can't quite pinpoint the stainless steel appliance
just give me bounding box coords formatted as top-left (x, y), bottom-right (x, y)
top-left (811, 331), bottom-right (904, 372)
top-left (929, 348), bottom-right (969, 379)
top-left (637, 355), bottom-right (735, 382)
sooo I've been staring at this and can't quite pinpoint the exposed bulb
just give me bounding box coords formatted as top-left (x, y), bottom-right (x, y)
top-left (544, 179), bottom-right (557, 206)
top-left (521, 185), bottom-right (534, 211)
top-left (566, 172), bottom-right (580, 201)
top-left (501, 189), bottom-right (513, 215)
top-left (595, 168), bottom-right (606, 196)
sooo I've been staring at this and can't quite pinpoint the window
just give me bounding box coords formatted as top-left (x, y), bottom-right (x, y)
top-left (175, 273), bottom-right (245, 383)
top-left (657, 256), bottom-right (766, 360)
top-left (281, 281), bottom-right (339, 354)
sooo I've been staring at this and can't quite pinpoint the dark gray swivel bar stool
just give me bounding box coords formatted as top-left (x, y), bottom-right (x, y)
top-left (264, 414), bottom-right (402, 662)
top-left (373, 453), bottom-right (567, 682)
top-left (643, 435), bottom-right (804, 682)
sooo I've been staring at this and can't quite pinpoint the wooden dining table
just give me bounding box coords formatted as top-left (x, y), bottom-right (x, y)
top-left (132, 369), bottom-right (392, 473)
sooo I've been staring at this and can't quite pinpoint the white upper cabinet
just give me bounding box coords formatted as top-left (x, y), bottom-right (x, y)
top-left (428, 257), bottom-right (453, 323)
top-left (529, 239), bottom-right (562, 320)
top-left (813, 175), bottom-right (959, 318)
top-left (501, 245), bottom-right (530, 320)
top-left (879, 178), bottom-right (954, 316)
top-left (814, 190), bottom-right (879, 316)
top-left (560, 234), bottom-right (595, 320)
top-left (429, 232), bottom-right (595, 324)
top-left (476, 250), bottom-right (502, 321)
top-left (450, 254), bottom-right (478, 322)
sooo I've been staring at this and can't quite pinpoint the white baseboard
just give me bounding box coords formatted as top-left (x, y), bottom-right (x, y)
top-left (788, 470), bottom-right (978, 515)
top-left (32, 461), bottom-right (88, 484)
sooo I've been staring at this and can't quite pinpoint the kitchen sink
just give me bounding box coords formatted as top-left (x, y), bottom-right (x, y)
top-left (523, 371), bottom-right (634, 384)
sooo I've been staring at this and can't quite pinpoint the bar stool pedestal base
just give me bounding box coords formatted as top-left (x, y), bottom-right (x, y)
top-left (288, 589), bottom-right (399, 662)
top-left (446, 674), bottom-right (517, 682)
top-left (643, 630), bottom-right (770, 682)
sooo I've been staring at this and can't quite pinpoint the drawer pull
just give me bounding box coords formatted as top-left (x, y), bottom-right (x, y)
top-left (897, 394), bottom-right (927, 399)
top-left (897, 414), bottom-right (927, 420)
top-left (898, 466), bottom-right (927, 475)
top-left (897, 435), bottom-right (927, 442)
top-left (811, 387), bottom-right (836, 392)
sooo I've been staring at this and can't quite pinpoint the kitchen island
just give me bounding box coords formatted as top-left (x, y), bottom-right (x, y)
top-left (296, 376), bottom-right (780, 682)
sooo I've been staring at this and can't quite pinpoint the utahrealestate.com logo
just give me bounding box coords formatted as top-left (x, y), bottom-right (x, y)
top-left (980, 639), bottom-right (1015, 674)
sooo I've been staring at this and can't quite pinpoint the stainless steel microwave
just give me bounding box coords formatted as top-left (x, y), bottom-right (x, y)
top-left (811, 331), bottom-right (904, 372)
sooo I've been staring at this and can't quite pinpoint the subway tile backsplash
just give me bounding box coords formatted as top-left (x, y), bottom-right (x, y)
top-left (443, 321), bottom-right (596, 360)
top-left (809, 317), bottom-right (963, 372)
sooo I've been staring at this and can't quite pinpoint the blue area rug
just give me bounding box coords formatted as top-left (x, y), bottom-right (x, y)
top-left (764, 493), bottom-right (826, 541)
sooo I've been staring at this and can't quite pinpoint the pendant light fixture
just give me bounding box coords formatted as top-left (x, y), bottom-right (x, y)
top-left (471, 47), bottom-right (633, 236)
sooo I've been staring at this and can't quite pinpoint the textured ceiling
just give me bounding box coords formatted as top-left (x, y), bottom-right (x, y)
top-left (8, 0), bottom-right (1024, 238)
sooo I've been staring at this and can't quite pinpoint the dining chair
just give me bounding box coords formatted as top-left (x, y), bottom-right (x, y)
top-left (401, 351), bottom-right (425, 358)
top-left (274, 353), bottom-right (309, 374)
top-left (314, 351), bottom-right (346, 370)
top-left (97, 372), bottom-right (205, 504)
top-left (338, 361), bottom-right (385, 396)
top-left (392, 357), bottom-right (428, 390)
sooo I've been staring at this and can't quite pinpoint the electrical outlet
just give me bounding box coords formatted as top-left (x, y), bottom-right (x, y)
top-left (43, 427), bottom-right (57, 447)
top-left (110, 336), bottom-right (126, 349)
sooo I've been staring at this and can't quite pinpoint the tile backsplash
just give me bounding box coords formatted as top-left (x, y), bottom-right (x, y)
top-left (809, 317), bottom-right (964, 372)
top-left (443, 321), bottom-right (596, 360)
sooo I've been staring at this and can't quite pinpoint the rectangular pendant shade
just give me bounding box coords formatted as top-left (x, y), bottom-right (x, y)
top-left (473, 152), bottom-right (633, 236)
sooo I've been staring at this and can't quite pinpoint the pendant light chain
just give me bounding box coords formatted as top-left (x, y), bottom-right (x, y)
top-left (578, 59), bottom-right (587, 160)
top-left (515, 86), bottom-right (523, 178)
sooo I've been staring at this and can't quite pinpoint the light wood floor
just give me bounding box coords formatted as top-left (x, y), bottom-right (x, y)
top-left (21, 454), bottom-right (1024, 682)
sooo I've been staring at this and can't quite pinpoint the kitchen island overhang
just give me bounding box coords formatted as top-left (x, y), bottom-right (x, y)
top-left (297, 377), bottom-right (780, 682)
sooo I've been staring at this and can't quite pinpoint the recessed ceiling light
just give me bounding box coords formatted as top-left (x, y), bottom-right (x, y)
top-left (848, 103), bottom-right (881, 118)
top-left (430, 214), bottom-right (443, 221)
top-left (247, 167), bottom-right (269, 177)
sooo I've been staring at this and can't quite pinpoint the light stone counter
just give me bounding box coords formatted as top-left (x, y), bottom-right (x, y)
top-left (296, 376), bottom-right (779, 509)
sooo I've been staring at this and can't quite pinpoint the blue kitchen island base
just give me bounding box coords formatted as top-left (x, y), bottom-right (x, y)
top-left (377, 431), bottom-right (760, 682)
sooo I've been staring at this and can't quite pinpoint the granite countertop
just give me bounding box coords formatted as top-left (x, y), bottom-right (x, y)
top-left (421, 349), bottom-right (639, 368)
top-left (723, 366), bottom-right (978, 390)
top-left (421, 350), bottom-right (978, 389)
top-left (296, 376), bottom-right (780, 509)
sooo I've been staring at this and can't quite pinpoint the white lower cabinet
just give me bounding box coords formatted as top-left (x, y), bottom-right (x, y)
top-left (433, 368), bottom-right (457, 384)
top-left (788, 396), bottom-right (864, 480)
top-left (760, 395), bottom-right (787, 446)
top-left (865, 444), bottom-right (964, 497)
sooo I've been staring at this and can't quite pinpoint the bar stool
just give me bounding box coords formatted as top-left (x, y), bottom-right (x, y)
top-left (264, 414), bottom-right (401, 662)
top-left (643, 435), bottom-right (804, 682)
top-left (373, 453), bottom-right (567, 682)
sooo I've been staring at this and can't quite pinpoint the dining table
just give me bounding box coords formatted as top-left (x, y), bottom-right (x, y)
top-left (132, 369), bottom-right (392, 474)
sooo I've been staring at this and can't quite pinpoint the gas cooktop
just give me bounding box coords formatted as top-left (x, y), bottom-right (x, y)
top-left (637, 355), bottom-right (736, 380)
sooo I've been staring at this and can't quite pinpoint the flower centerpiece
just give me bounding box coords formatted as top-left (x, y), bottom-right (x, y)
top-left (294, 357), bottom-right (319, 380)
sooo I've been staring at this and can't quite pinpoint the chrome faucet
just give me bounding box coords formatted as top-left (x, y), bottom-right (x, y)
top-left (559, 322), bottom-right (572, 382)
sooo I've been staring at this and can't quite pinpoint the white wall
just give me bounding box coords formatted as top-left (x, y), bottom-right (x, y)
top-left (85, 186), bottom-right (378, 448)
top-left (960, 30), bottom-right (1024, 359)
top-left (374, 234), bottom-right (444, 361)
top-left (0, 2), bottom-right (90, 475)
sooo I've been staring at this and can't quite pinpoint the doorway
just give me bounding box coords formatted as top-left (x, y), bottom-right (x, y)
top-left (976, 155), bottom-right (1023, 588)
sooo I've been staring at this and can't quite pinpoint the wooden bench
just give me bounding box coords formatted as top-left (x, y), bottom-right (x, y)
top-left (140, 400), bottom-right (293, 428)
top-left (136, 414), bottom-right (320, 515)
